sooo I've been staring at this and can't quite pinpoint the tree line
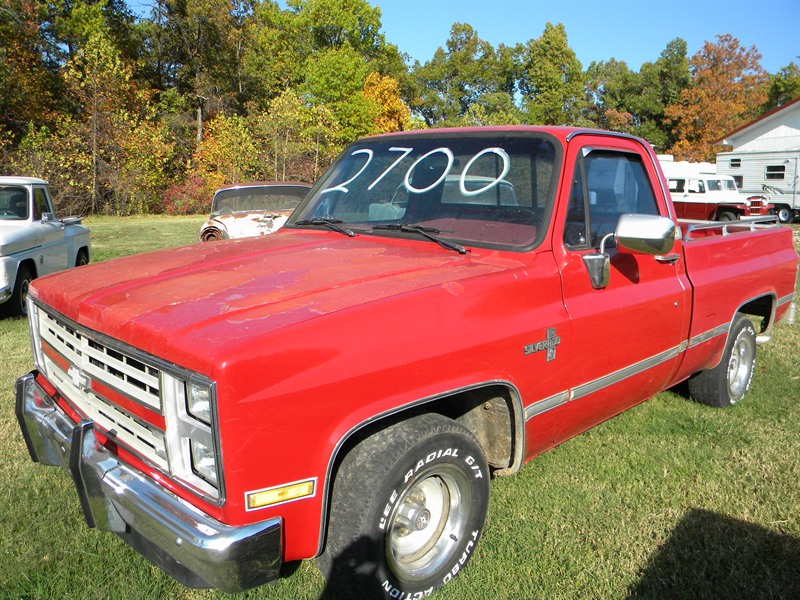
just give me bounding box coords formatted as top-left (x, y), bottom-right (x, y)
top-left (2, 0), bottom-right (798, 216)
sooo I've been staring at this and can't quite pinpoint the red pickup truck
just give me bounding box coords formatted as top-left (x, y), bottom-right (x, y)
top-left (16, 127), bottom-right (798, 598)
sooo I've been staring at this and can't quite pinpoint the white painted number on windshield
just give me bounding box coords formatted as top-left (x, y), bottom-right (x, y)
top-left (319, 146), bottom-right (511, 196)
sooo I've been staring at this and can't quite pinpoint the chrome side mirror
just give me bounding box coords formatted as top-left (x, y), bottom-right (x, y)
top-left (582, 214), bottom-right (677, 290)
top-left (615, 213), bottom-right (676, 256)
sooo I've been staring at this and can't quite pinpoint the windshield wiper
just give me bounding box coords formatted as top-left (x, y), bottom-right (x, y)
top-left (372, 224), bottom-right (468, 254)
top-left (294, 217), bottom-right (356, 237)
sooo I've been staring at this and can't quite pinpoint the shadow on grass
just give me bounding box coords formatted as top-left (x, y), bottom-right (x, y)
top-left (629, 508), bottom-right (800, 599)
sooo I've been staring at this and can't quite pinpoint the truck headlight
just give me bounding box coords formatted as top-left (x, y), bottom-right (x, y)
top-left (191, 438), bottom-right (219, 485)
top-left (187, 379), bottom-right (212, 425)
top-left (162, 373), bottom-right (222, 500)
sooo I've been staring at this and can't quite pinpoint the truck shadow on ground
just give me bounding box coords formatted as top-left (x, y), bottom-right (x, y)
top-left (304, 509), bottom-right (800, 599)
top-left (628, 508), bottom-right (800, 599)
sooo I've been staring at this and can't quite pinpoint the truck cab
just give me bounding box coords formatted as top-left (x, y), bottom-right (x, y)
top-left (0, 177), bottom-right (91, 316)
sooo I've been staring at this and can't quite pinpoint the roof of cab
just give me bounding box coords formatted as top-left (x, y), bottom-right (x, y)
top-left (0, 176), bottom-right (48, 186)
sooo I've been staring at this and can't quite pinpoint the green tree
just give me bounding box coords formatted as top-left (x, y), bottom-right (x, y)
top-left (586, 39), bottom-right (690, 150)
top-left (288, 0), bottom-right (383, 59)
top-left (159, 0), bottom-right (243, 141)
top-left (519, 22), bottom-right (586, 125)
top-left (61, 0), bottom-right (138, 212)
top-left (302, 44), bottom-right (378, 143)
top-left (411, 23), bottom-right (518, 126)
top-left (765, 62), bottom-right (800, 109)
top-left (239, 0), bottom-right (307, 106)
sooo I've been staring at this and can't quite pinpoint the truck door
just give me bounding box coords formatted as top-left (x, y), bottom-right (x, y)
top-left (32, 185), bottom-right (68, 274)
top-left (555, 137), bottom-right (690, 440)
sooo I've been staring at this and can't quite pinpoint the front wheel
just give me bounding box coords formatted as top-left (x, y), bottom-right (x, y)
top-left (776, 206), bottom-right (793, 224)
top-left (717, 211), bottom-right (736, 222)
top-left (688, 313), bottom-right (756, 407)
top-left (76, 248), bottom-right (89, 267)
top-left (318, 413), bottom-right (490, 598)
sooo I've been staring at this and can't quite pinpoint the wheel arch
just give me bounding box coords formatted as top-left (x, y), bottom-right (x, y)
top-left (17, 257), bottom-right (38, 279)
top-left (75, 246), bottom-right (90, 266)
top-left (316, 381), bottom-right (525, 556)
top-left (737, 292), bottom-right (777, 337)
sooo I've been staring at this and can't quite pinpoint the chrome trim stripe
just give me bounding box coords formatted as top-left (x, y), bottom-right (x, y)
top-left (524, 391), bottom-right (569, 421)
top-left (524, 341), bottom-right (692, 421)
top-left (688, 323), bottom-right (730, 349)
top-left (571, 344), bottom-right (684, 402)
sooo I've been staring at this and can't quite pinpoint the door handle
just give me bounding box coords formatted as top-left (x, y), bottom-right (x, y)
top-left (655, 253), bottom-right (680, 264)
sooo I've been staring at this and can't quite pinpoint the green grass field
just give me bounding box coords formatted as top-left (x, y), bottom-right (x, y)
top-left (1, 218), bottom-right (798, 599)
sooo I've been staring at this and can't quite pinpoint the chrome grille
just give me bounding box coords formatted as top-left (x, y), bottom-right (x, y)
top-left (35, 307), bottom-right (168, 470)
top-left (39, 310), bottom-right (161, 410)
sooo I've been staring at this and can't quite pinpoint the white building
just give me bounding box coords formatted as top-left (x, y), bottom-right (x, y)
top-left (715, 96), bottom-right (800, 222)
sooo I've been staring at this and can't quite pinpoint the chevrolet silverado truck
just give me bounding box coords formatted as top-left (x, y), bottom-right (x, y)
top-left (0, 176), bottom-right (91, 317)
top-left (16, 127), bottom-right (798, 597)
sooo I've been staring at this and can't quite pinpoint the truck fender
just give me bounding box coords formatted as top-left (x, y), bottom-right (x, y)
top-left (316, 380), bottom-right (526, 555)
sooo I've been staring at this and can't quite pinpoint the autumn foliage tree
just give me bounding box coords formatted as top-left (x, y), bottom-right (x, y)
top-left (665, 34), bottom-right (769, 161)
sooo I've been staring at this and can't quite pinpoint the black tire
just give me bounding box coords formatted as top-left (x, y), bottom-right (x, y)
top-left (688, 313), bottom-right (756, 408)
top-left (776, 206), bottom-right (792, 224)
top-left (717, 211), bottom-right (736, 222)
top-left (8, 265), bottom-right (33, 317)
top-left (318, 413), bottom-right (490, 598)
top-left (76, 248), bottom-right (89, 267)
top-left (200, 228), bottom-right (223, 242)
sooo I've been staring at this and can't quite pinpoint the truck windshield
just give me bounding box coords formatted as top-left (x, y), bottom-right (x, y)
top-left (211, 186), bottom-right (308, 216)
top-left (0, 186), bottom-right (29, 220)
top-left (287, 131), bottom-right (559, 250)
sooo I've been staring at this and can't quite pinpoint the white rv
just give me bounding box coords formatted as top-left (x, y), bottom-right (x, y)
top-left (715, 150), bottom-right (798, 223)
top-left (715, 97), bottom-right (799, 223)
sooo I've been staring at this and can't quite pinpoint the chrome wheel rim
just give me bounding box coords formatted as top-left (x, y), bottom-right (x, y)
top-left (387, 466), bottom-right (471, 581)
top-left (728, 333), bottom-right (753, 398)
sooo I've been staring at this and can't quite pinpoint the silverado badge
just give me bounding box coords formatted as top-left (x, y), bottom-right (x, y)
top-left (524, 328), bottom-right (561, 361)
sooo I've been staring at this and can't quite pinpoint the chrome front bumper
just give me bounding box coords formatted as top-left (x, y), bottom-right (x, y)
top-left (15, 371), bottom-right (282, 593)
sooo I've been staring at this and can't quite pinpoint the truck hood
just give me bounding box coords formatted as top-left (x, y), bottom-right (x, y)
top-left (31, 230), bottom-right (522, 371)
top-left (0, 222), bottom-right (36, 256)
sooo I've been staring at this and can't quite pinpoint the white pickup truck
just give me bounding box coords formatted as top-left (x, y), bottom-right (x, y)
top-left (0, 177), bottom-right (91, 317)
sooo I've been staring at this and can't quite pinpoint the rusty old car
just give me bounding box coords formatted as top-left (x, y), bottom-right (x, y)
top-left (199, 181), bottom-right (311, 242)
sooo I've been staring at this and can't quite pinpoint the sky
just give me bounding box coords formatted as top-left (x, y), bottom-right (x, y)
top-left (372, 0), bottom-right (800, 74)
top-left (127, 0), bottom-right (800, 75)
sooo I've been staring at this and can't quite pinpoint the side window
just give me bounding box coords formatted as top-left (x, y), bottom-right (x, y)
top-left (564, 149), bottom-right (659, 249)
top-left (687, 179), bottom-right (705, 194)
top-left (668, 179), bottom-right (685, 193)
top-left (33, 188), bottom-right (52, 220)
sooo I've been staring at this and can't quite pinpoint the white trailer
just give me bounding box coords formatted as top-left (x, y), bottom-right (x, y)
top-left (715, 150), bottom-right (799, 223)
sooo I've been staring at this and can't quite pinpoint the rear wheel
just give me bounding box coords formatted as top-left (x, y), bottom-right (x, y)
top-left (318, 413), bottom-right (490, 598)
top-left (7, 265), bottom-right (33, 317)
top-left (688, 313), bottom-right (756, 407)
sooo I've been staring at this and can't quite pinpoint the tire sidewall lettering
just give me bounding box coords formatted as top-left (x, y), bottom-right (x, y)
top-left (373, 437), bottom-right (488, 596)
